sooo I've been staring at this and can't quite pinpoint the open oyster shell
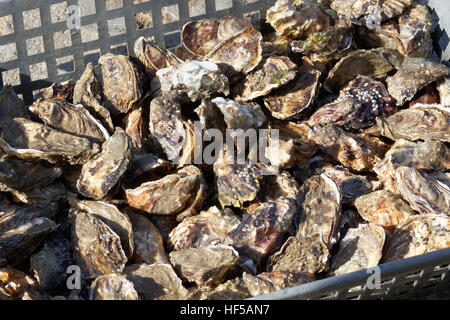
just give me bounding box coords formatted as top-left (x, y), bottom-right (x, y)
top-left (399, 4), bottom-right (432, 58)
top-left (90, 274), bottom-right (139, 300)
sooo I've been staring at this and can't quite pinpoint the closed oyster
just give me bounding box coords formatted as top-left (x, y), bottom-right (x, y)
top-left (125, 165), bottom-right (206, 221)
top-left (151, 60), bottom-right (229, 102)
top-left (267, 235), bottom-right (329, 274)
top-left (329, 223), bottom-right (385, 276)
top-left (181, 17), bottom-right (252, 57)
top-left (383, 214), bottom-right (450, 262)
top-left (354, 190), bottom-right (415, 228)
top-left (30, 98), bottom-right (109, 143)
top-left (169, 244), bottom-right (238, 287)
top-left (134, 37), bottom-right (183, 79)
top-left (324, 49), bottom-right (394, 92)
top-left (386, 57), bottom-right (448, 106)
top-left (357, 24), bottom-right (405, 56)
top-left (99, 54), bottom-right (145, 114)
top-left (0, 118), bottom-right (100, 165)
top-left (377, 104), bottom-right (450, 142)
top-left (41, 80), bottom-right (75, 101)
top-left (264, 57), bottom-right (321, 120)
top-left (77, 127), bottom-right (132, 200)
top-left (262, 33), bottom-right (291, 57)
top-left (243, 271), bottom-right (314, 297)
top-left (168, 206), bottom-right (240, 251)
top-left (267, 0), bottom-right (330, 40)
top-left (9, 181), bottom-right (67, 206)
top-left (258, 171), bottom-right (300, 202)
top-left (70, 208), bottom-right (127, 279)
top-left (234, 56), bottom-right (297, 102)
top-left (90, 274), bottom-right (139, 300)
top-left (394, 167), bottom-right (450, 216)
top-left (437, 77), bottom-right (450, 107)
top-left (124, 263), bottom-right (188, 300)
top-left (309, 76), bottom-right (394, 130)
top-left (398, 4), bottom-right (432, 58)
top-left (0, 86), bottom-right (29, 131)
top-left (0, 268), bottom-right (42, 300)
top-left (204, 27), bottom-right (263, 83)
top-left (296, 174), bottom-right (341, 248)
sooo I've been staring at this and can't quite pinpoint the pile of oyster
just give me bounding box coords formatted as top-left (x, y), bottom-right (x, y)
top-left (0, 0), bottom-right (449, 300)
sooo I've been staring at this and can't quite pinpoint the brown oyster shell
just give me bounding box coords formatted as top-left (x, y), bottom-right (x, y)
top-left (0, 86), bottom-right (29, 131)
top-left (258, 171), bottom-right (300, 202)
top-left (0, 268), bottom-right (42, 300)
top-left (357, 24), bottom-right (405, 56)
top-left (383, 214), bottom-right (450, 262)
top-left (329, 223), bottom-right (385, 276)
top-left (126, 151), bottom-right (174, 181)
top-left (234, 55), bottom-right (297, 102)
top-left (9, 181), bottom-right (67, 206)
top-left (262, 33), bottom-right (291, 57)
top-left (0, 118), bottom-right (100, 165)
top-left (41, 80), bottom-right (75, 101)
top-left (438, 77), bottom-right (450, 107)
top-left (90, 274), bottom-right (139, 300)
top-left (399, 4), bottom-right (433, 58)
top-left (99, 54), bottom-right (145, 114)
top-left (123, 106), bottom-right (147, 150)
top-left (243, 271), bottom-right (314, 297)
top-left (77, 127), bottom-right (132, 200)
top-left (386, 57), bottom-right (448, 106)
top-left (264, 57), bottom-right (321, 120)
top-left (354, 190), bottom-right (415, 228)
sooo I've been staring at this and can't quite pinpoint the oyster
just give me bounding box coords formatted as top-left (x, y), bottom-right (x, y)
top-left (0, 86), bottom-right (29, 131)
top-left (258, 171), bottom-right (300, 202)
top-left (357, 24), bottom-right (405, 56)
top-left (124, 263), bottom-right (188, 300)
top-left (386, 57), bottom-right (448, 106)
top-left (354, 190), bottom-right (415, 228)
top-left (0, 118), bottom-right (100, 165)
top-left (99, 54), bottom-right (145, 114)
top-left (181, 17), bottom-right (252, 57)
top-left (150, 60), bottom-right (229, 102)
top-left (309, 76), bottom-right (394, 130)
top-left (329, 223), bottom-right (385, 276)
top-left (0, 268), bottom-right (43, 300)
top-left (438, 77), bottom-right (450, 107)
top-left (90, 274), bottom-right (139, 300)
top-left (9, 181), bottom-right (67, 206)
top-left (266, 0), bottom-right (331, 40)
top-left (134, 37), bottom-right (183, 79)
top-left (204, 27), bottom-right (263, 83)
top-left (30, 98), bottom-right (109, 143)
top-left (234, 56), bottom-right (297, 102)
top-left (168, 206), bottom-right (240, 251)
top-left (399, 4), bottom-right (432, 58)
top-left (263, 57), bottom-right (321, 120)
top-left (41, 80), bottom-right (75, 101)
top-left (394, 167), bottom-right (450, 216)
top-left (169, 244), bottom-right (238, 287)
top-left (383, 214), bottom-right (450, 262)
top-left (262, 33), bottom-right (291, 57)
top-left (124, 107), bottom-right (147, 150)
top-left (70, 209), bottom-right (127, 279)
top-left (242, 271), bottom-right (313, 297)
top-left (126, 151), bottom-right (173, 181)
top-left (267, 235), bottom-right (329, 274)
top-left (77, 127), bottom-right (132, 200)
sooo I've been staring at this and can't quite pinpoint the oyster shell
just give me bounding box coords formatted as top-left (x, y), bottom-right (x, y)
top-left (399, 4), bottom-right (432, 58)
top-left (77, 127), bottom-right (132, 200)
top-left (168, 206), bottom-right (240, 251)
top-left (354, 190), bottom-right (415, 228)
top-left (0, 86), bottom-right (29, 131)
top-left (151, 60), bottom-right (229, 102)
top-left (262, 33), bottom-right (291, 57)
top-left (394, 167), bottom-right (450, 216)
top-left (234, 56), bottom-right (297, 102)
top-left (124, 107), bottom-right (147, 150)
top-left (169, 244), bottom-right (238, 287)
top-left (383, 214), bottom-right (450, 262)
top-left (99, 54), bottom-right (145, 114)
top-left (41, 80), bottom-right (75, 101)
top-left (0, 268), bottom-right (43, 300)
top-left (0, 118), bottom-right (100, 165)
top-left (357, 24), bottom-right (405, 56)
top-left (263, 57), bottom-right (321, 120)
top-left (386, 57), bottom-right (448, 106)
top-left (9, 181), bottom-right (67, 206)
top-left (437, 77), bottom-right (450, 107)
top-left (329, 223), bottom-right (385, 276)
top-left (126, 151), bottom-right (173, 181)
top-left (258, 171), bottom-right (301, 202)
top-left (124, 263), bottom-right (188, 300)
top-left (90, 274), bottom-right (139, 300)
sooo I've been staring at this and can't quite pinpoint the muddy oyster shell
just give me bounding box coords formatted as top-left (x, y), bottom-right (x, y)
top-left (168, 206), bottom-right (240, 251)
top-left (438, 77), bottom-right (450, 107)
top-left (204, 27), bottom-right (263, 83)
top-left (99, 54), bottom-right (145, 114)
top-left (386, 57), bottom-right (448, 106)
top-left (124, 263), bottom-right (188, 300)
top-left (377, 104), bottom-right (450, 142)
top-left (0, 86), bottom-right (29, 131)
top-left (234, 56), bottom-right (297, 102)
top-left (0, 118), bottom-right (100, 165)
top-left (181, 17), bottom-right (252, 57)
top-left (399, 4), bottom-right (432, 58)
top-left (169, 244), bottom-right (238, 287)
top-left (90, 274), bottom-right (139, 300)
top-left (329, 223), bottom-right (385, 276)
top-left (30, 98), bottom-right (110, 143)
top-left (394, 167), bottom-right (450, 216)
top-left (267, 0), bottom-right (331, 40)
top-left (151, 60), bottom-right (229, 102)
top-left (267, 235), bottom-right (329, 274)
top-left (309, 76), bottom-right (394, 130)
top-left (42, 80), bottom-right (75, 101)
top-left (134, 37), bottom-right (183, 79)
top-left (70, 208), bottom-right (127, 279)
top-left (354, 190), bottom-right (415, 228)
top-left (383, 214), bottom-right (450, 262)
top-left (264, 57), bottom-right (321, 120)
top-left (77, 127), bottom-right (132, 200)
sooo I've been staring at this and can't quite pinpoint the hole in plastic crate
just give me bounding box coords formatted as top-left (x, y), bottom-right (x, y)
top-left (29, 62), bottom-right (48, 81)
top-left (2, 68), bottom-right (20, 86)
top-left (50, 2), bottom-right (69, 24)
top-left (106, 0), bottom-right (123, 11)
top-left (84, 49), bottom-right (101, 65)
top-left (53, 30), bottom-right (72, 49)
top-left (0, 43), bottom-right (18, 63)
top-left (111, 43), bottom-right (128, 55)
top-left (189, 0), bottom-right (206, 17)
top-left (108, 17), bottom-right (126, 37)
top-left (0, 15), bottom-right (14, 36)
top-left (56, 56), bottom-right (74, 75)
top-left (78, 0), bottom-right (96, 16)
top-left (215, 0), bottom-right (233, 11)
top-left (162, 5), bottom-right (180, 24)
top-left (26, 36), bottom-right (45, 56)
top-left (23, 9), bottom-right (41, 30)
top-left (81, 23), bottom-right (99, 43)
top-left (164, 31), bottom-right (181, 49)
top-left (135, 11), bottom-right (153, 30)
top-left (428, 275), bottom-right (443, 282)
